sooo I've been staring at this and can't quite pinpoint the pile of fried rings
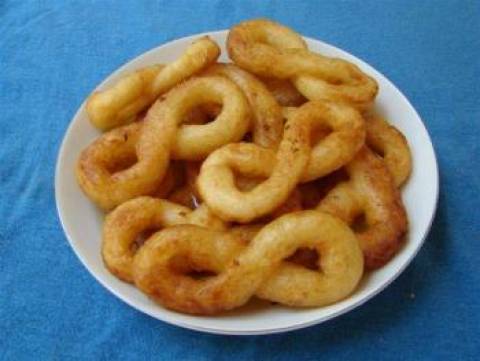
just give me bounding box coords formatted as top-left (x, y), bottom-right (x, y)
top-left (76, 19), bottom-right (412, 315)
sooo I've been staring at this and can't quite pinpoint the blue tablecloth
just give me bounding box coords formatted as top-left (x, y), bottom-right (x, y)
top-left (1, 0), bottom-right (479, 359)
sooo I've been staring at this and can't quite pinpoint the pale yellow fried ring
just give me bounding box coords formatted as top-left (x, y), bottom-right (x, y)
top-left (365, 114), bottom-right (412, 187)
top-left (169, 164), bottom-right (302, 218)
top-left (86, 65), bottom-right (163, 130)
top-left (133, 210), bottom-right (363, 314)
top-left (284, 103), bottom-right (364, 181)
top-left (232, 174), bottom-right (303, 219)
top-left (76, 119), bottom-right (178, 210)
top-left (163, 76), bottom-right (251, 160)
top-left (260, 77), bottom-right (307, 107)
top-left (197, 104), bottom-right (309, 222)
top-left (227, 19), bottom-right (378, 109)
top-left (77, 76), bottom-right (250, 210)
top-left (102, 196), bottom-right (227, 283)
top-left (202, 63), bottom-right (283, 148)
top-left (317, 147), bottom-right (408, 269)
top-left (197, 100), bottom-right (365, 222)
top-left (198, 143), bottom-right (298, 223)
top-left (87, 36), bottom-right (220, 130)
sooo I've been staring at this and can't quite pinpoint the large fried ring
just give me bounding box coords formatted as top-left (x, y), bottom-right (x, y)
top-left (227, 19), bottom-right (378, 109)
top-left (133, 210), bottom-right (363, 314)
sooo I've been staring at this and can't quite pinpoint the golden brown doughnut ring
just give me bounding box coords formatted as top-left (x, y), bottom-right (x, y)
top-left (227, 19), bottom-right (378, 109)
top-left (202, 63), bottom-right (284, 148)
top-left (133, 210), bottom-right (363, 314)
top-left (102, 196), bottom-right (227, 282)
top-left (76, 120), bottom-right (168, 210)
top-left (160, 76), bottom-right (251, 160)
top-left (296, 101), bottom-right (365, 182)
top-left (227, 18), bottom-right (308, 77)
top-left (365, 114), bottom-right (412, 187)
top-left (317, 147), bottom-right (408, 269)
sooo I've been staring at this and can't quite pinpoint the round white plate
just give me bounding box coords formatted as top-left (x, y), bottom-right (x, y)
top-left (55, 30), bottom-right (439, 335)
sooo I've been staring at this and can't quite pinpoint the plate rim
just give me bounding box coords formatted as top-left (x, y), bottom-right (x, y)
top-left (55, 29), bottom-right (440, 335)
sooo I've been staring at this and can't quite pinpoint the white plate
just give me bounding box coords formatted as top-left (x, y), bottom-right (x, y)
top-left (55, 30), bottom-right (439, 335)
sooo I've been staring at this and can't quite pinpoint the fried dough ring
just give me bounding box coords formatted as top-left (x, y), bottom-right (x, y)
top-left (197, 100), bottom-right (364, 222)
top-left (366, 115), bottom-right (412, 187)
top-left (102, 196), bottom-right (226, 282)
top-left (202, 63), bottom-right (283, 148)
top-left (164, 76), bottom-right (251, 160)
top-left (198, 141), bottom-right (303, 223)
top-left (196, 120), bottom-right (304, 222)
top-left (87, 37), bottom-right (220, 130)
top-left (133, 210), bottom-right (363, 314)
top-left (298, 101), bottom-right (365, 182)
top-left (227, 19), bottom-right (378, 109)
top-left (77, 76), bottom-right (250, 210)
top-left (169, 162), bottom-right (303, 218)
top-left (76, 120), bottom-right (169, 210)
top-left (317, 147), bottom-right (408, 269)
top-left (227, 18), bottom-right (308, 77)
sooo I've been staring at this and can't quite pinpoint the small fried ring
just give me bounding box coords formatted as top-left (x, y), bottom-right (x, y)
top-left (317, 147), bottom-right (408, 269)
top-left (197, 106), bottom-right (310, 222)
top-left (76, 120), bottom-right (168, 210)
top-left (366, 114), bottom-right (412, 187)
top-left (297, 101), bottom-right (365, 182)
top-left (203, 63), bottom-right (284, 148)
top-left (102, 196), bottom-right (226, 282)
top-left (163, 76), bottom-right (251, 160)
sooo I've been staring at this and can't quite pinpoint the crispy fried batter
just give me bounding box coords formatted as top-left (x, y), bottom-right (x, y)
top-left (228, 19), bottom-right (378, 109)
top-left (133, 211), bottom-right (363, 314)
top-left (87, 37), bottom-right (220, 130)
top-left (318, 147), bottom-right (408, 269)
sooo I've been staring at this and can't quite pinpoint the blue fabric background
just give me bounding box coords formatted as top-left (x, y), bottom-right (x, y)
top-left (1, 0), bottom-right (479, 359)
